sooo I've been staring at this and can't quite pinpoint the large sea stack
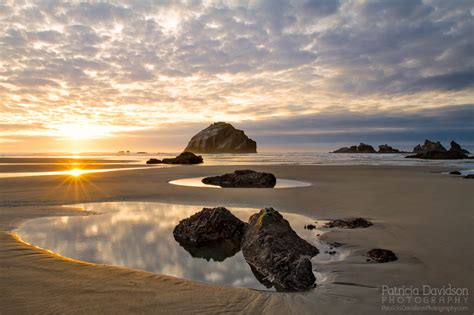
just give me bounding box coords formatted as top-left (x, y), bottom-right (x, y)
top-left (184, 122), bottom-right (257, 154)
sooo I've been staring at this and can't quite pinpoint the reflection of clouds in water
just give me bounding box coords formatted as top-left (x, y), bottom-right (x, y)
top-left (17, 202), bottom-right (326, 290)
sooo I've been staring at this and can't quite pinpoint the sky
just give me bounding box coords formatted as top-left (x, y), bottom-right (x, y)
top-left (0, 0), bottom-right (473, 153)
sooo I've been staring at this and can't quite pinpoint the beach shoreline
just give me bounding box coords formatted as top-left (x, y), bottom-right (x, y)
top-left (1, 164), bottom-right (473, 314)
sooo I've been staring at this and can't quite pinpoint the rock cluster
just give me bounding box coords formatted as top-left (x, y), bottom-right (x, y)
top-left (146, 152), bottom-right (203, 164)
top-left (202, 170), bottom-right (276, 188)
top-left (184, 122), bottom-right (257, 154)
top-left (333, 143), bottom-right (376, 153)
top-left (406, 140), bottom-right (470, 159)
top-left (324, 218), bottom-right (373, 229)
top-left (173, 207), bottom-right (319, 291)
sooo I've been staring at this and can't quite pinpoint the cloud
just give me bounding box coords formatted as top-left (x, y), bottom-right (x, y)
top-left (0, 0), bottom-right (472, 151)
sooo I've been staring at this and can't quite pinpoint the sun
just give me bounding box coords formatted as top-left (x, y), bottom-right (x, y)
top-left (68, 168), bottom-right (84, 177)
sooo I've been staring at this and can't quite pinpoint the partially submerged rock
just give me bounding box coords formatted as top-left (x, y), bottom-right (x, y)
top-left (324, 218), bottom-right (373, 229)
top-left (367, 248), bottom-right (398, 263)
top-left (449, 171), bottom-right (462, 175)
top-left (184, 122), bottom-right (257, 154)
top-left (173, 207), bottom-right (245, 247)
top-left (146, 152), bottom-right (203, 165)
top-left (463, 174), bottom-right (474, 179)
top-left (406, 140), bottom-right (470, 159)
top-left (202, 170), bottom-right (276, 188)
top-left (241, 208), bottom-right (319, 291)
top-left (333, 143), bottom-right (376, 153)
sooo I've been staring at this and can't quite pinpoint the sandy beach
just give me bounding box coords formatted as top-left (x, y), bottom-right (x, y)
top-left (0, 164), bottom-right (472, 314)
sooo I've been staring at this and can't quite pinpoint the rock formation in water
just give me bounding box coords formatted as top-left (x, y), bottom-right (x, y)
top-left (146, 152), bottom-right (203, 164)
top-left (173, 207), bottom-right (245, 247)
top-left (378, 144), bottom-right (400, 153)
top-left (324, 218), bottom-right (373, 229)
top-left (332, 143), bottom-right (376, 153)
top-left (406, 140), bottom-right (470, 159)
top-left (241, 208), bottom-right (319, 291)
top-left (464, 174), bottom-right (474, 179)
top-left (367, 248), bottom-right (398, 263)
top-left (184, 122), bottom-right (257, 154)
top-left (201, 170), bottom-right (276, 188)
top-left (333, 143), bottom-right (403, 153)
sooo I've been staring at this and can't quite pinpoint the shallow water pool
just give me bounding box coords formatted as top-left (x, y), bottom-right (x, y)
top-left (16, 202), bottom-right (345, 291)
top-left (169, 177), bottom-right (312, 188)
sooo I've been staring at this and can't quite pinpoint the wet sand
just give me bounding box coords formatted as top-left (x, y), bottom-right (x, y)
top-left (0, 164), bottom-right (473, 314)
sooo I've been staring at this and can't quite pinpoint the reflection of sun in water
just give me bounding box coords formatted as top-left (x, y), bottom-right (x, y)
top-left (68, 168), bottom-right (84, 177)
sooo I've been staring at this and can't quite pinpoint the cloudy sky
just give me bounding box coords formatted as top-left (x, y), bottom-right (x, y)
top-left (1, 0), bottom-right (473, 153)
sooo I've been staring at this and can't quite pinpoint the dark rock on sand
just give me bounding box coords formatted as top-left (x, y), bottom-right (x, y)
top-left (378, 144), bottom-right (401, 153)
top-left (449, 171), bottom-right (462, 175)
top-left (463, 174), bottom-right (474, 179)
top-left (173, 207), bottom-right (245, 247)
top-left (184, 122), bottom-right (257, 154)
top-left (202, 170), bottom-right (276, 188)
top-left (304, 224), bottom-right (316, 230)
top-left (367, 248), bottom-right (398, 263)
top-left (324, 218), bottom-right (373, 229)
top-left (406, 140), bottom-right (470, 159)
top-left (146, 158), bottom-right (161, 164)
top-left (333, 143), bottom-right (376, 153)
top-left (241, 208), bottom-right (319, 291)
top-left (162, 152), bottom-right (203, 164)
top-left (147, 152), bottom-right (203, 165)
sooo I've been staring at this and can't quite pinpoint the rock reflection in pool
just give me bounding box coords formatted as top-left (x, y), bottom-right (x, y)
top-left (16, 202), bottom-right (333, 291)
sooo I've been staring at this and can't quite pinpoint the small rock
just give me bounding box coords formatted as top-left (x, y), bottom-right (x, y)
top-left (305, 224), bottom-right (316, 230)
top-left (324, 218), bottom-right (373, 229)
top-left (463, 174), bottom-right (474, 179)
top-left (146, 158), bottom-right (161, 164)
top-left (449, 171), bottom-right (462, 175)
top-left (367, 248), bottom-right (398, 263)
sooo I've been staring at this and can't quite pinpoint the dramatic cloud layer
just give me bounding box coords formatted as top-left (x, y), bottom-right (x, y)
top-left (0, 0), bottom-right (473, 152)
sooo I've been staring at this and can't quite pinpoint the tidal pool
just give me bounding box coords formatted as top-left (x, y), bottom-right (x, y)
top-left (15, 202), bottom-right (344, 291)
top-left (169, 177), bottom-right (312, 188)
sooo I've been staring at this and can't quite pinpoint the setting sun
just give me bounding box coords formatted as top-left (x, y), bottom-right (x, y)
top-left (68, 169), bottom-right (84, 177)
